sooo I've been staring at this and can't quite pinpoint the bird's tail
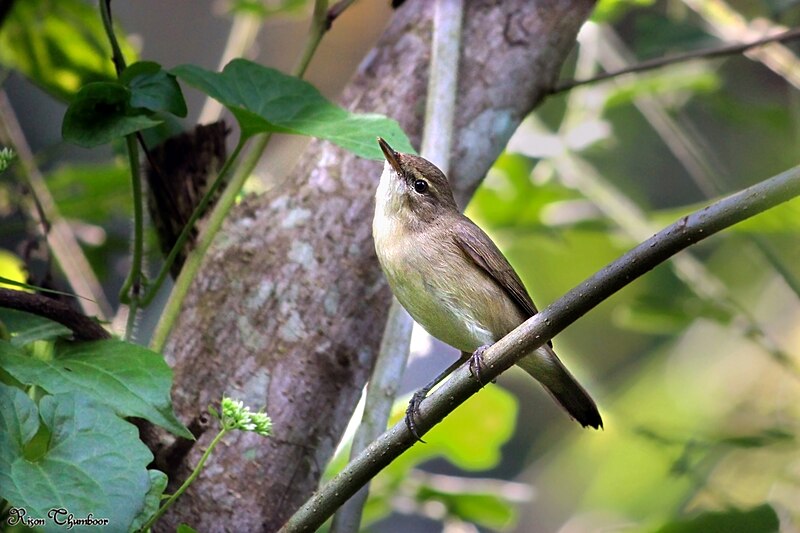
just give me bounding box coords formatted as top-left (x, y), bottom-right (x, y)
top-left (515, 345), bottom-right (603, 429)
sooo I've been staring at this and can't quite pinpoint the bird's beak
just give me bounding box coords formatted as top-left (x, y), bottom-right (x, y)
top-left (377, 137), bottom-right (402, 175)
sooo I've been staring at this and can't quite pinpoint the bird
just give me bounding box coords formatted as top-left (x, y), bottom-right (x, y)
top-left (372, 137), bottom-right (602, 439)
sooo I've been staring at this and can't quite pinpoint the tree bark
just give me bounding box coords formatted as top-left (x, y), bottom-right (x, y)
top-left (159, 1), bottom-right (596, 531)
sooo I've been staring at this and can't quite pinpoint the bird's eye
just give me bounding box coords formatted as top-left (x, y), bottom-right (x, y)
top-left (413, 179), bottom-right (429, 193)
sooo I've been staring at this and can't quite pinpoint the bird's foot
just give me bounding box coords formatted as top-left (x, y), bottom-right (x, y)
top-left (405, 388), bottom-right (428, 443)
top-left (468, 344), bottom-right (492, 386)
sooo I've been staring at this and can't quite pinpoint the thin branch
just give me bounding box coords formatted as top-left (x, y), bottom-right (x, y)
top-left (327, 0), bottom-right (355, 27)
top-left (682, 0), bottom-right (800, 89)
top-left (0, 91), bottom-right (112, 320)
top-left (0, 288), bottom-right (110, 341)
top-left (279, 164), bottom-right (800, 533)
top-left (551, 26), bottom-right (800, 94)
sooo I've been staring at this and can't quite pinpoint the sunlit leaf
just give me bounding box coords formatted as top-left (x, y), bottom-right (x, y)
top-left (0, 250), bottom-right (27, 290)
top-left (171, 59), bottom-right (415, 158)
top-left (0, 0), bottom-right (137, 101)
top-left (386, 385), bottom-right (518, 473)
top-left (592, 0), bottom-right (655, 22)
top-left (46, 161), bottom-right (131, 223)
top-left (0, 385), bottom-right (152, 531)
top-left (227, 0), bottom-right (309, 18)
top-left (416, 486), bottom-right (518, 530)
top-left (0, 339), bottom-right (192, 438)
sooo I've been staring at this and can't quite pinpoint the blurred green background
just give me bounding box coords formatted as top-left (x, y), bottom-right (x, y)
top-left (1, 0), bottom-right (798, 532)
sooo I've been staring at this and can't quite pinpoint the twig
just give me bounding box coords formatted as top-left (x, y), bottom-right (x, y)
top-left (551, 26), bottom-right (800, 94)
top-left (0, 91), bottom-right (112, 320)
top-left (279, 164), bottom-right (800, 532)
top-left (0, 287), bottom-right (110, 341)
top-left (682, 0), bottom-right (800, 89)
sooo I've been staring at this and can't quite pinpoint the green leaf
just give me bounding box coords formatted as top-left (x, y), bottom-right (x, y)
top-left (227, 0), bottom-right (308, 18)
top-left (0, 0), bottom-right (137, 102)
top-left (416, 486), bottom-right (518, 530)
top-left (171, 59), bottom-right (415, 158)
top-left (0, 309), bottom-right (72, 347)
top-left (0, 250), bottom-right (27, 289)
top-left (62, 82), bottom-right (163, 148)
top-left (390, 385), bottom-right (518, 472)
top-left (592, 0), bottom-right (655, 22)
top-left (122, 61), bottom-right (188, 117)
top-left (0, 339), bottom-right (192, 438)
top-left (653, 504), bottom-right (779, 533)
top-left (0, 385), bottom-right (152, 532)
top-left (177, 524), bottom-right (199, 533)
top-left (45, 161), bottom-right (132, 223)
top-left (129, 469), bottom-right (168, 532)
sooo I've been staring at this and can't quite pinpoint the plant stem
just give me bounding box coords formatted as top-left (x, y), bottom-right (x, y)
top-left (119, 135), bottom-right (144, 341)
top-left (279, 164), bottom-right (800, 532)
top-left (139, 428), bottom-right (228, 532)
top-left (141, 137), bottom-right (246, 307)
top-left (99, 0), bottom-right (127, 75)
top-left (150, 0), bottom-right (343, 352)
top-left (150, 134), bottom-right (260, 352)
top-left (294, 0), bottom-right (329, 78)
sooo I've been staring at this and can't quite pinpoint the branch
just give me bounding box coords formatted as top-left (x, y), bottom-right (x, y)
top-left (551, 26), bottom-right (800, 94)
top-left (279, 164), bottom-right (800, 533)
top-left (0, 288), bottom-right (110, 341)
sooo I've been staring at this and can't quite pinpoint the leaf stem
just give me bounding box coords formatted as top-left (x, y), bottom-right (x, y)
top-left (139, 428), bottom-right (228, 532)
top-left (149, 0), bottom-right (351, 351)
top-left (141, 137), bottom-right (246, 307)
top-left (119, 135), bottom-right (144, 340)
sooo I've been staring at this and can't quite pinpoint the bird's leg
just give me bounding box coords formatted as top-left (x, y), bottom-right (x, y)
top-left (468, 344), bottom-right (492, 386)
top-left (405, 356), bottom-right (468, 442)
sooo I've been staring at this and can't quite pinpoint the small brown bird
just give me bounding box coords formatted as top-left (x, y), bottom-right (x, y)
top-left (372, 138), bottom-right (602, 437)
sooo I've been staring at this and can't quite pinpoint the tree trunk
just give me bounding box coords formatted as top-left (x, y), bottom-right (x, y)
top-left (159, 1), bottom-right (595, 530)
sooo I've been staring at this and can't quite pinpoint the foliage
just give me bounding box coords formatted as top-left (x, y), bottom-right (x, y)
top-left (0, 0), bottom-right (798, 531)
top-left (0, 0), bottom-right (137, 101)
top-left (325, 386), bottom-right (523, 530)
top-left (171, 59), bottom-right (414, 157)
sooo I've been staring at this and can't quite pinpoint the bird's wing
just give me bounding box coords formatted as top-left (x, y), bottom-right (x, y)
top-left (452, 218), bottom-right (539, 318)
top-left (452, 218), bottom-right (553, 348)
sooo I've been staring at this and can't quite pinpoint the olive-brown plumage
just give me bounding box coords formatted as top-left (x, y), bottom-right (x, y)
top-left (373, 138), bottom-right (602, 431)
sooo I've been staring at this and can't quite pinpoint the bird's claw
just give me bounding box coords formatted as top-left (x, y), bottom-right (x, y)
top-left (468, 344), bottom-right (492, 386)
top-left (405, 389), bottom-right (427, 443)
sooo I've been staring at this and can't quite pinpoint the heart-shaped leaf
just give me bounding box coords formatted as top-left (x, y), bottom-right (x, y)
top-left (122, 61), bottom-right (187, 117)
top-left (0, 385), bottom-right (152, 532)
top-left (0, 339), bottom-right (191, 438)
top-left (62, 82), bottom-right (162, 148)
top-left (172, 59), bottom-right (415, 159)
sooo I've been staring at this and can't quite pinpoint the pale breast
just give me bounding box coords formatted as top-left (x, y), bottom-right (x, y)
top-left (373, 221), bottom-right (524, 352)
